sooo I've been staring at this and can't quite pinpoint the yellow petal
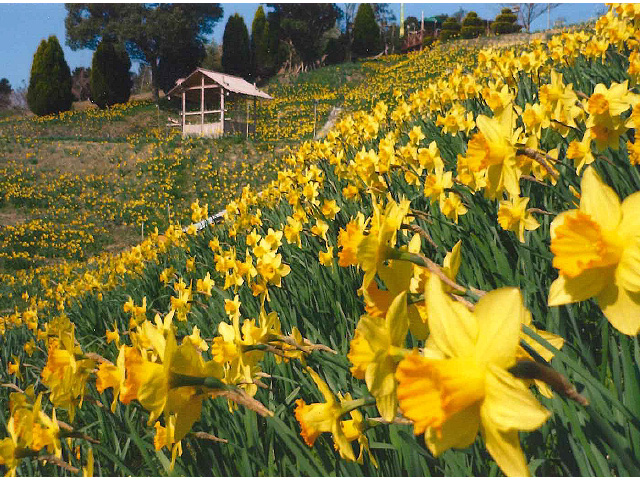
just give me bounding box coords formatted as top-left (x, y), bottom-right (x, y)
top-left (385, 291), bottom-right (409, 347)
top-left (407, 305), bottom-right (429, 340)
top-left (597, 282), bottom-right (640, 335)
top-left (332, 424), bottom-right (356, 462)
top-left (365, 357), bottom-right (397, 422)
top-left (580, 166), bottom-right (621, 232)
top-left (426, 275), bottom-right (477, 358)
top-left (482, 366), bottom-right (550, 433)
top-left (474, 288), bottom-right (524, 369)
top-left (136, 362), bottom-right (167, 424)
top-left (620, 191), bottom-right (640, 239)
top-left (443, 240), bottom-right (462, 279)
top-left (307, 367), bottom-right (336, 405)
top-left (547, 268), bottom-right (612, 306)
top-left (169, 388), bottom-right (204, 442)
top-left (425, 403), bottom-right (481, 456)
top-left (477, 114), bottom-right (502, 144)
top-left (482, 420), bottom-right (530, 477)
top-left (617, 242), bottom-right (640, 292)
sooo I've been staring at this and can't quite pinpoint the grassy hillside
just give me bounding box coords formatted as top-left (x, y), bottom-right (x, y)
top-left (2, 9), bottom-right (640, 477)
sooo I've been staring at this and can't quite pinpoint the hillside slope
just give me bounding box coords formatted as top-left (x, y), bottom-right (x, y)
top-left (2, 10), bottom-right (640, 477)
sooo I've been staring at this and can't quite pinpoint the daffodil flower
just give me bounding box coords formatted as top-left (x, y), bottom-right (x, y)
top-left (348, 291), bottom-right (409, 421)
top-left (548, 166), bottom-right (640, 335)
top-left (294, 367), bottom-right (369, 462)
top-left (396, 275), bottom-right (550, 477)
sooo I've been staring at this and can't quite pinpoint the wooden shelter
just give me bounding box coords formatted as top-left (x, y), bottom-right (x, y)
top-left (167, 68), bottom-right (272, 138)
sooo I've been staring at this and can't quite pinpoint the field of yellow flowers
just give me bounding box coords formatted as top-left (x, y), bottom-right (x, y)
top-left (3, 5), bottom-right (640, 476)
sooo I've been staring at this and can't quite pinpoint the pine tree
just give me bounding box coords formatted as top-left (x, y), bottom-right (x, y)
top-left (222, 14), bottom-right (251, 79)
top-left (352, 3), bottom-right (381, 58)
top-left (461, 11), bottom-right (485, 39)
top-left (491, 8), bottom-right (522, 35)
top-left (251, 6), bottom-right (272, 78)
top-left (90, 39), bottom-right (132, 109)
top-left (27, 36), bottom-right (73, 116)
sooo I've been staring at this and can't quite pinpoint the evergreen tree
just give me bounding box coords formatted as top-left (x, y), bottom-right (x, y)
top-left (27, 36), bottom-right (73, 116)
top-left (492, 8), bottom-right (522, 35)
top-left (461, 11), bottom-right (485, 39)
top-left (439, 16), bottom-right (461, 41)
top-left (201, 40), bottom-right (222, 72)
top-left (324, 35), bottom-right (346, 65)
top-left (352, 3), bottom-right (381, 58)
top-left (222, 14), bottom-right (251, 78)
top-left (0, 78), bottom-right (11, 108)
top-left (157, 37), bottom-right (205, 93)
top-left (251, 6), bottom-right (272, 78)
top-left (65, 4), bottom-right (223, 100)
top-left (90, 38), bottom-right (132, 108)
top-left (265, 4), bottom-right (342, 67)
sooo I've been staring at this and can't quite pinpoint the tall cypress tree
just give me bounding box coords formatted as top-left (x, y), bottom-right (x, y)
top-left (352, 3), bottom-right (381, 58)
top-left (251, 6), bottom-right (271, 78)
top-left (222, 14), bottom-right (251, 79)
top-left (27, 36), bottom-right (73, 116)
top-left (90, 38), bottom-right (132, 108)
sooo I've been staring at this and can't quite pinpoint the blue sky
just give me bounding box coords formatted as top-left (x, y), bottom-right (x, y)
top-left (0, 3), bottom-right (605, 89)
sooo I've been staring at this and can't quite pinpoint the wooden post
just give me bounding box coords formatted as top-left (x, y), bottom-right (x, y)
top-left (201, 75), bottom-right (205, 135)
top-left (220, 87), bottom-right (225, 135)
top-left (246, 98), bottom-right (249, 139)
top-left (253, 96), bottom-right (257, 139)
top-left (181, 91), bottom-right (185, 135)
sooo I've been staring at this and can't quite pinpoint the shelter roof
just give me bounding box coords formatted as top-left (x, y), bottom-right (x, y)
top-left (167, 68), bottom-right (272, 100)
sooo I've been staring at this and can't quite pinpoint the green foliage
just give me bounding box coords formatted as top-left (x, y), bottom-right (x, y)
top-left (0, 78), bottom-right (11, 109)
top-left (403, 16), bottom-right (420, 34)
top-left (201, 41), bottom-right (222, 72)
top-left (157, 36), bottom-right (206, 94)
top-left (268, 4), bottom-right (342, 66)
top-left (90, 39), bottom-right (132, 109)
top-left (27, 36), bottom-right (73, 116)
top-left (0, 78), bottom-right (11, 96)
top-left (352, 3), bottom-right (381, 58)
top-left (222, 13), bottom-right (251, 79)
top-left (439, 16), bottom-right (461, 41)
top-left (461, 11), bottom-right (485, 39)
top-left (65, 4), bottom-right (224, 99)
top-left (324, 36), bottom-right (346, 66)
top-left (251, 6), bottom-right (273, 79)
top-left (492, 8), bottom-right (522, 35)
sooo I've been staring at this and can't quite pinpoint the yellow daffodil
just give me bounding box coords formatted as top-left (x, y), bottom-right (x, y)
top-left (396, 275), bottom-right (550, 476)
top-left (123, 316), bottom-right (224, 442)
top-left (318, 247), bottom-right (334, 267)
top-left (548, 166), bottom-right (640, 335)
top-left (348, 291), bottom-right (409, 421)
top-left (294, 367), bottom-right (366, 462)
top-left (497, 196), bottom-right (540, 243)
top-left (196, 272), bottom-right (215, 296)
top-left (337, 213), bottom-right (367, 268)
top-left (357, 198), bottom-right (411, 292)
top-left (566, 130), bottom-right (595, 174)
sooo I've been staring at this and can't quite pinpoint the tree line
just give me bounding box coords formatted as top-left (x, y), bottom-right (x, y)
top-left (18, 4), bottom-right (531, 116)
